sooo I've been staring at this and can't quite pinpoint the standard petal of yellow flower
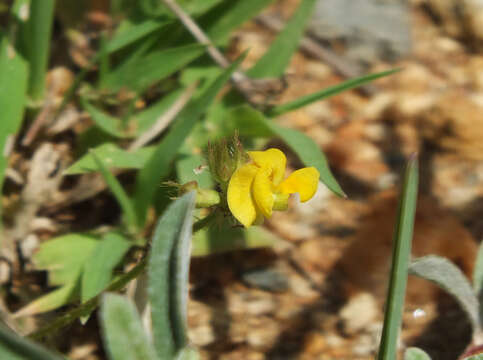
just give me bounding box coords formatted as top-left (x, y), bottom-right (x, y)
top-left (278, 167), bottom-right (320, 202)
top-left (248, 148), bottom-right (286, 185)
top-left (227, 163), bottom-right (259, 227)
top-left (252, 168), bottom-right (274, 218)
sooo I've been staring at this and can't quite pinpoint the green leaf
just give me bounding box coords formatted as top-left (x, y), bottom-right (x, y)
top-left (269, 69), bottom-right (400, 117)
top-left (133, 87), bottom-right (186, 135)
top-left (81, 233), bottom-right (131, 303)
top-left (104, 44), bottom-right (206, 93)
top-left (91, 150), bottom-right (138, 231)
top-left (377, 156), bottom-right (418, 360)
top-left (0, 32), bottom-right (28, 237)
top-left (27, 0), bottom-right (55, 101)
top-left (149, 192), bottom-right (196, 358)
top-left (133, 55), bottom-right (243, 225)
top-left (202, 0), bottom-right (275, 43)
top-left (226, 105), bottom-right (345, 197)
top-left (13, 282), bottom-right (78, 318)
top-left (107, 19), bottom-right (167, 54)
top-left (409, 255), bottom-right (480, 332)
top-left (65, 143), bottom-right (156, 175)
top-left (101, 293), bottom-right (158, 360)
top-left (33, 234), bottom-right (99, 286)
top-left (463, 355), bottom-right (483, 360)
top-left (82, 98), bottom-right (131, 138)
top-left (0, 324), bottom-right (63, 360)
top-left (473, 241), bottom-right (483, 295)
top-left (404, 347), bottom-right (432, 360)
top-left (248, 0), bottom-right (316, 78)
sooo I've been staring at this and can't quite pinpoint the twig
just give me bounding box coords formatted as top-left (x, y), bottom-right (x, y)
top-left (128, 82), bottom-right (198, 151)
top-left (255, 14), bottom-right (377, 96)
top-left (159, 0), bottom-right (269, 105)
top-left (21, 98), bottom-right (55, 146)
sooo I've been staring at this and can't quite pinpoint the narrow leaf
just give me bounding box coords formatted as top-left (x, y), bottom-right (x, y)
top-left (82, 99), bottom-right (131, 138)
top-left (248, 0), bottom-right (316, 78)
top-left (107, 19), bottom-right (167, 54)
top-left (269, 69), bottom-right (400, 117)
top-left (13, 282), bottom-right (77, 318)
top-left (133, 55), bottom-right (242, 225)
top-left (81, 233), bottom-right (131, 303)
top-left (101, 294), bottom-right (158, 360)
top-left (409, 255), bottom-right (480, 331)
top-left (91, 150), bottom-right (138, 230)
top-left (104, 44), bottom-right (205, 93)
top-left (0, 324), bottom-right (63, 360)
top-left (404, 347), bottom-right (432, 360)
top-left (148, 192), bottom-right (195, 358)
top-left (377, 156), bottom-right (418, 360)
top-left (65, 143), bottom-right (155, 174)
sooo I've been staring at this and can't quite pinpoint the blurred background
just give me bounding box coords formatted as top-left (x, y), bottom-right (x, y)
top-left (2, 0), bottom-right (483, 359)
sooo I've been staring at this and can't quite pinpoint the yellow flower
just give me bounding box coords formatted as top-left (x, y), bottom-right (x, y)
top-left (227, 148), bottom-right (320, 227)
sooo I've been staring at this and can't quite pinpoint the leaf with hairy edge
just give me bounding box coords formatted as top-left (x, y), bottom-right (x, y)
top-left (133, 55), bottom-right (243, 226)
top-left (100, 294), bottom-right (158, 360)
top-left (473, 241), bottom-right (483, 295)
top-left (148, 192), bottom-right (195, 358)
top-left (409, 255), bottom-right (480, 332)
top-left (268, 69), bottom-right (400, 117)
top-left (404, 347), bottom-right (432, 360)
top-left (248, 0), bottom-right (316, 78)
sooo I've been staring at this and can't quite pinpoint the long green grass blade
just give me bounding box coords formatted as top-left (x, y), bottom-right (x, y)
top-left (27, 0), bottom-right (55, 101)
top-left (148, 192), bottom-right (195, 358)
top-left (377, 156), bottom-right (418, 360)
top-left (91, 150), bottom-right (138, 231)
top-left (269, 69), bottom-right (400, 117)
top-left (133, 56), bottom-right (242, 225)
top-left (0, 32), bottom-right (28, 236)
top-left (0, 324), bottom-right (63, 360)
top-left (248, 0), bottom-right (316, 78)
top-left (101, 294), bottom-right (158, 360)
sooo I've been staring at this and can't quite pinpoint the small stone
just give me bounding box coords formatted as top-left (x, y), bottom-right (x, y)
top-left (303, 332), bottom-right (327, 354)
top-left (340, 292), bottom-right (379, 335)
top-left (241, 268), bottom-right (289, 292)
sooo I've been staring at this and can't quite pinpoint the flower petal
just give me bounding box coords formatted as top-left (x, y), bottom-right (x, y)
top-left (248, 148), bottom-right (286, 185)
top-left (278, 167), bottom-right (320, 202)
top-left (227, 163), bottom-right (259, 227)
top-left (252, 168), bottom-right (274, 218)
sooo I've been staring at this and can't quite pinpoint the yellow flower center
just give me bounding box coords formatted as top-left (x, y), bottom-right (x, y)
top-left (227, 148), bottom-right (320, 227)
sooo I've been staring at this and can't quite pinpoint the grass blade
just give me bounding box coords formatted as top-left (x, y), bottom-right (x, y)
top-left (27, 0), bottom-right (55, 101)
top-left (268, 68), bottom-right (400, 117)
top-left (90, 150), bottom-right (138, 231)
top-left (0, 324), bottom-right (63, 360)
top-left (101, 294), bottom-right (158, 360)
top-left (377, 156), bottom-right (418, 360)
top-left (148, 192), bottom-right (195, 358)
top-left (248, 0), bottom-right (316, 78)
top-left (133, 55), bottom-right (242, 225)
top-left (0, 32), bottom-right (28, 236)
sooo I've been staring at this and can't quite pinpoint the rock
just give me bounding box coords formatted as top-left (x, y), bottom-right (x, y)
top-left (309, 0), bottom-right (412, 66)
top-left (339, 292), bottom-right (378, 335)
